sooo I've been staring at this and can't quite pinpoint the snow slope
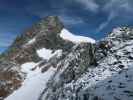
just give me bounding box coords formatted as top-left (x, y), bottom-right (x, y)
top-left (5, 46), bottom-right (63, 100)
top-left (5, 62), bottom-right (56, 100)
top-left (60, 28), bottom-right (96, 44)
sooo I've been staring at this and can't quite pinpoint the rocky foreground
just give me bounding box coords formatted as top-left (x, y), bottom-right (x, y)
top-left (0, 16), bottom-right (133, 100)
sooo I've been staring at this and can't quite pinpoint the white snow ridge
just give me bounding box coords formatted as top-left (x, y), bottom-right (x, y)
top-left (60, 28), bottom-right (96, 44)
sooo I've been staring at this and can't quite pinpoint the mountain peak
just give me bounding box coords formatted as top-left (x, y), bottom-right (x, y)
top-left (4, 16), bottom-right (95, 65)
top-left (24, 16), bottom-right (64, 38)
top-left (0, 16), bottom-right (97, 99)
top-left (39, 16), bottom-right (64, 34)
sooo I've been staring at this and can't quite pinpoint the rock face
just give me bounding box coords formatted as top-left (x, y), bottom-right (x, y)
top-left (0, 60), bottom-right (23, 99)
top-left (1, 16), bottom-right (133, 100)
top-left (39, 43), bottom-right (96, 100)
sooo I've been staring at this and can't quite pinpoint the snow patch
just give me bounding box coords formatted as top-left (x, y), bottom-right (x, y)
top-left (23, 38), bottom-right (36, 48)
top-left (60, 28), bottom-right (96, 44)
top-left (37, 48), bottom-right (62, 60)
top-left (27, 38), bottom-right (36, 45)
top-left (37, 48), bottom-right (53, 60)
top-left (112, 27), bottom-right (122, 36)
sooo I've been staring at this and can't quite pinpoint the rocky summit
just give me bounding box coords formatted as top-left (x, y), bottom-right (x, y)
top-left (0, 16), bottom-right (133, 100)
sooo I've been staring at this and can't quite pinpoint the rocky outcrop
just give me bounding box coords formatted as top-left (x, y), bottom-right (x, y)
top-left (39, 42), bottom-right (96, 100)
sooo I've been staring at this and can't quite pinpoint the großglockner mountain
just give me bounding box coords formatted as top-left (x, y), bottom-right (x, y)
top-left (0, 16), bottom-right (133, 100)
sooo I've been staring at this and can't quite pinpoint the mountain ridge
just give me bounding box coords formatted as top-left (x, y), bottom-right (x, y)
top-left (0, 16), bottom-right (133, 100)
top-left (0, 16), bottom-right (96, 99)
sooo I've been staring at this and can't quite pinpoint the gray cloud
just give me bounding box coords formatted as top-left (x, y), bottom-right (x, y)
top-left (25, 0), bottom-right (133, 27)
top-left (75, 0), bottom-right (99, 12)
top-left (96, 0), bottom-right (133, 32)
top-left (97, 12), bottom-right (116, 32)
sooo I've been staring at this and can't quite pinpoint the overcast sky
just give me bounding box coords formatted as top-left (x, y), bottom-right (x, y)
top-left (0, 0), bottom-right (133, 53)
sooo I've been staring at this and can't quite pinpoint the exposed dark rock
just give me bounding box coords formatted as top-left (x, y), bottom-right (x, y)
top-left (118, 65), bottom-right (125, 69)
top-left (128, 55), bottom-right (133, 60)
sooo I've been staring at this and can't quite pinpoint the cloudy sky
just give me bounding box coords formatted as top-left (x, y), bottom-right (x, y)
top-left (0, 0), bottom-right (133, 53)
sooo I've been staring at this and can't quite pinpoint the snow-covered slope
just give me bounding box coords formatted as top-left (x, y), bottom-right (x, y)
top-left (60, 28), bottom-right (96, 44)
top-left (5, 46), bottom-right (63, 100)
top-left (5, 62), bottom-right (57, 100)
